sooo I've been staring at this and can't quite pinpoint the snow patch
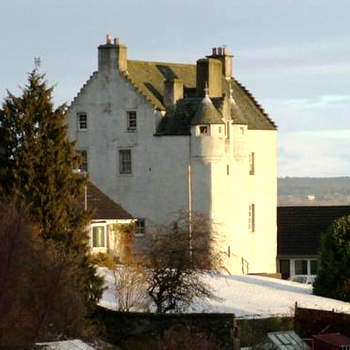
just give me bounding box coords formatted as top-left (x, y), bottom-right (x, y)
top-left (99, 268), bottom-right (350, 319)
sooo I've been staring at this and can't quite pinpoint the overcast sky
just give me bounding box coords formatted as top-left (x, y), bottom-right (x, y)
top-left (2, 0), bottom-right (350, 177)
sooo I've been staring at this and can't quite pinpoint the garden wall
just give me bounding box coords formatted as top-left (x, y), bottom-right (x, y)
top-left (93, 306), bottom-right (240, 349)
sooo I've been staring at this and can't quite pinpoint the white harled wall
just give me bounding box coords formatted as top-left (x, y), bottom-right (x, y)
top-left (189, 123), bottom-right (277, 274)
top-left (68, 69), bottom-right (190, 229)
top-left (68, 58), bottom-right (277, 274)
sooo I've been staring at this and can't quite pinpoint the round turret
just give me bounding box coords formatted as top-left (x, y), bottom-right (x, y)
top-left (190, 89), bottom-right (225, 159)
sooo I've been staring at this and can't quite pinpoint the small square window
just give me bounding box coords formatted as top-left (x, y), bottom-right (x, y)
top-left (77, 113), bottom-right (87, 130)
top-left (78, 150), bottom-right (88, 173)
top-left (248, 203), bottom-right (255, 232)
top-left (199, 126), bottom-right (209, 135)
top-left (136, 218), bottom-right (145, 236)
top-left (127, 111), bottom-right (137, 132)
top-left (119, 149), bottom-right (132, 174)
top-left (92, 225), bottom-right (106, 248)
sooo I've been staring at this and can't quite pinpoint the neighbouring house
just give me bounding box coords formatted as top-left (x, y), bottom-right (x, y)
top-left (277, 205), bottom-right (350, 280)
top-left (67, 35), bottom-right (277, 274)
top-left (81, 181), bottom-right (134, 257)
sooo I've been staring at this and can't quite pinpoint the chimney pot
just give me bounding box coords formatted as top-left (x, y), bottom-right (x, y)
top-left (218, 47), bottom-right (223, 55)
top-left (212, 48), bottom-right (217, 55)
top-left (98, 36), bottom-right (128, 73)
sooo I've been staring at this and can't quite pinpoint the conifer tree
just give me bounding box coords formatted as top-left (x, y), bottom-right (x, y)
top-left (313, 215), bottom-right (350, 302)
top-left (0, 70), bottom-right (103, 309)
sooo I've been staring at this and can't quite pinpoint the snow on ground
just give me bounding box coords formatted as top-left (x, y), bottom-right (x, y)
top-left (36, 339), bottom-right (95, 349)
top-left (99, 268), bottom-right (350, 319)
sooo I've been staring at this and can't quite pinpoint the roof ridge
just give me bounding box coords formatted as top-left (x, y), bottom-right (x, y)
top-left (128, 59), bottom-right (196, 67)
top-left (69, 71), bottom-right (98, 107)
top-left (233, 78), bottom-right (277, 129)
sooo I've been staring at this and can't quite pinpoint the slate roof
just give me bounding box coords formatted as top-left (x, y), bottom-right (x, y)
top-left (230, 97), bottom-right (248, 125)
top-left (277, 206), bottom-right (350, 256)
top-left (80, 182), bottom-right (133, 220)
top-left (191, 95), bottom-right (224, 125)
top-left (126, 60), bottom-right (276, 134)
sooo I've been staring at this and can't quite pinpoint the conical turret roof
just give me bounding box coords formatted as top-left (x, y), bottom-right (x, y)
top-left (191, 89), bottom-right (224, 125)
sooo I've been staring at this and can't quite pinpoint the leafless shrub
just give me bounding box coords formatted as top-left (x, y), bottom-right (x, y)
top-left (113, 264), bottom-right (150, 312)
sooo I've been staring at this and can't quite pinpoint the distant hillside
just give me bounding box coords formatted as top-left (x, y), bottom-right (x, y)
top-left (278, 177), bottom-right (350, 206)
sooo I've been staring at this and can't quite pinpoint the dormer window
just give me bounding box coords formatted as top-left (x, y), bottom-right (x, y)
top-left (127, 111), bottom-right (137, 132)
top-left (77, 113), bottom-right (87, 130)
top-left (199, 125), bottom-right (209, 135)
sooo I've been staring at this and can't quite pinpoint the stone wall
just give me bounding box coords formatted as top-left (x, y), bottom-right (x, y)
top-left (93, 306), bottom-right (240, 349)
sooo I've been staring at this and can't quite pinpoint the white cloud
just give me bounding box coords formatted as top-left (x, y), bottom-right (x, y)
top-left (279, 130), bottom-right (350, 176)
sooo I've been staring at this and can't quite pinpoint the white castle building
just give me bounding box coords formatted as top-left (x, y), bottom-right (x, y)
top-left (67, 35), bottom-right (277, 274)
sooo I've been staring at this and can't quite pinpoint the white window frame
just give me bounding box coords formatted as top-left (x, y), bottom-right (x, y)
top-left (135, 218), bottom-right (146, 237)
top-left (248, 203), bottom-right (255, 232)
top-left (127, 111), bottom-right (137, 132)
top-left (290, 258), bottom-right (318, 277)
top-left (91, 223), bottom-right (107, 250)
top-left (119, 149), bottom-right (132, 174)
top-left (77, 112), bottom-right (88, 131)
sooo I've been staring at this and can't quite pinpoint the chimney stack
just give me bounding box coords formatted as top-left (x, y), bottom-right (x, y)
top-left (98, 34), bottom-right (128, 73)
top-left (164, 78), bottom-right (183, 109)
top-left (196, 58), bottom-right (222, 97)
top-left (208, 45), bottom-right (233, 79)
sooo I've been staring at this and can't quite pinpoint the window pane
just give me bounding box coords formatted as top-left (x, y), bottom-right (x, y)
top-left (78, 113), bottom-right (87, 129)
top-left (78, 150), bottom-right (88, 173)
top-left (310, 260), bottom-right (318, 274)
top-left (249, 152), bottom-right (255, 175)
top-left (127, 111), bottom-right (137, 131)
top-left (249, 203), bottom-right (255, 232)
top-left (199, 126), bottom-right (208, 134)
top-left (136, 219), bottom-right (145, 235)
top-left (119, 150), bottom-right (132, 174)
top-left (295, 260), bottom-right (307, 275)
top-left (93, 226), bottom-right (105, 247)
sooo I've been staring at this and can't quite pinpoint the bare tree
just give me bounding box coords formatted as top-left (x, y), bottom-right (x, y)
top-left (143, 211), bottom-right (223, 313)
